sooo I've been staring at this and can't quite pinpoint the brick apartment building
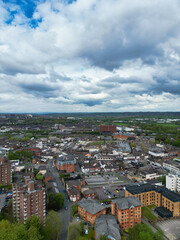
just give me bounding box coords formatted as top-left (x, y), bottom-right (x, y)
top-left (78, 198), bottom-right (106, 224)
top-left (100, 125), bottom-right (117, 134)
top-left (56, 155), bottom-right (74, 173)
top-left (111, 196), bottom-right (142, 229)
top-left (0, 158), bottom-right (11, 185)
top-left (12, 176), bottom-right (46, 224)
top-left (125, 184), bottom-right (180, 217)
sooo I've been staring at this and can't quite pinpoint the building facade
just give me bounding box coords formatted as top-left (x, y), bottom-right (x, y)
top-left (125, 184), bottom-right (180, 217)
top-left (166, 174), bottom-right (180, 192)
top-left (0, 158), bottom-right (11, 185)
top-left (100, 125), bottom-right (117, 133)
top-left (78, 199), bottom-right (106, 224)
top-left (163, 161), bottom-right (180, 175)
top-left (111, 197), bottom-right (142, 229)
top-left (12, 176), bottom-right (46, 224)
top-left (56, 155), bottom-right (75, 173)
top-left (83, 189), bottom-right (96, 199)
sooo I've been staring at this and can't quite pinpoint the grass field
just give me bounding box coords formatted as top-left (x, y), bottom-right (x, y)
top-left (147, 205), bottom-right (156, 210)
top-left (113, 122), bottom-right (130, 126)
top-left (88, 141), bottom-right (104, 145)
top-left (158, 123), bottom-right (180, 128)
top-left (142, 207), bottom-right (158, 221)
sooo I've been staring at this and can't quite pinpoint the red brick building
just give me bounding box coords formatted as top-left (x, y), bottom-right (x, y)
top-left (78, 199), bottom-right (106, 224)
top-left (56, 155), bottom-right (74, 173)
top-left (82, 189), bottom-right (96, 199)
top-left (68, 187), bottom-right (81, 202)
top-left (0, 158), bottom-right (11, 185)
top-left (12, 176), bottom-right (46, 224)
top-left (111, 196), bottom-right (142, 229)
top-left (66, 180), bottom-right (81, 191)
top-left (100, 125), bottom-right (117, 133)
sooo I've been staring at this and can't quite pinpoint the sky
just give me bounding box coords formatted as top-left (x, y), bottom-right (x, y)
top-left (0, 0), bottom-right (180, 113)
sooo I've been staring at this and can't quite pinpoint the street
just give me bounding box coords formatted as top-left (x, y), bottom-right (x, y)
top-left (47, 161), bottom-right (71, 240)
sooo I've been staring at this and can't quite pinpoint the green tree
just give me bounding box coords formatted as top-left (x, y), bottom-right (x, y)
top-left (7, 150), bottom-right (33, 162)
top-left (27, 226), bottom-right (43, 240)
top-left (54, 193), bottom-right (64, 210)
top-left (157, 175), bottom-right (166, 185)
top-left (67, 223), bottom-right (81, 240)
top-left (47, 193), bottom-right (64, 211)
top-left (25, 215), bottom-right (41, 231)
top-left (72, 204), bottom-right (78, 218)
top-left (154, 230), bottom-right (164, 240)
top-left (99, 235), bottom-right (109, 240)
top-left (43, 210), bottom-right (62, 240)
top-left (128, 223), bottom-right (164, 240)
top-left (13, 224), bottom-right (27, 240)
top-left (129, 224), bottom-right (154, 240)
top-left (0, 220), bottom-right (15, 240)
top-left (0, 219), bottom-right (43, 240)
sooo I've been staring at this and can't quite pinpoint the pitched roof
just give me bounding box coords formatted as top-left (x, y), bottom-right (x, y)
top-left (113, 196), bottom-right (142, 210)
top-left (67, 180), bottom-right (81, 188)
top-left (95, 215), bottom-right (121, 240)
top-left (68, 186), bottom-right (80, 195)
top-left (78, 198), bottom-right (106, 215)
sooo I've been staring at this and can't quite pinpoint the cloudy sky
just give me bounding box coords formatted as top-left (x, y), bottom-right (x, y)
top-left (0, 0), bottom-right (180, 113)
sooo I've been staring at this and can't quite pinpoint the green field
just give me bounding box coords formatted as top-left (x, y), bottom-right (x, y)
top-left (158, 123), bottom-right (180, 128)
top-left (142, 207), bottom-right (157, 221)
top-left (147, 205), bottom-right (156, 210)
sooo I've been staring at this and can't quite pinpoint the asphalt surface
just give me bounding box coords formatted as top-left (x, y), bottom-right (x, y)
top-left (0, 194), bottom-right (6, 212)
top-left (47, 161), bottom-right (71, 240)
top-left (156, 219), bottom-right (180, 240)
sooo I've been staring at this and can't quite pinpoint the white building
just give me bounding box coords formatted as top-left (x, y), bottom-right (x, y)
top-left (163, 161), bottom-right (180, 175)
top-left (166, 174), bottom-right (180, 192)
top-left (148, 150), bottom-right (168, 158)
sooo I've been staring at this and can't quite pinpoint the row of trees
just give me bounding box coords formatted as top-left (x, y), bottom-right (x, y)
top-left (0, 211), bottom-right (62, 240)
top-left (128, 223), bottom-right (164, 240)
top-left (7, 150), bottom-right (33, 162)
top-left (67, 222), bottom-right (110, 240)
top-left (47, 193), bottom-right (65, 211)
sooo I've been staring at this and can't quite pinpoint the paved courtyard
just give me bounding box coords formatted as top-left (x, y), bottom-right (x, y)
top-left (156, 219), bottom-right (180, 240)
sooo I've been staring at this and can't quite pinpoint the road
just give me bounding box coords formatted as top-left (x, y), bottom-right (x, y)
top-left (47, 161), bottom-right (71, 240)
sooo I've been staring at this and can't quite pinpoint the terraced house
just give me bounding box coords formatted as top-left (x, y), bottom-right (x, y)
top-left (125, 184), bottom-right (180, 217)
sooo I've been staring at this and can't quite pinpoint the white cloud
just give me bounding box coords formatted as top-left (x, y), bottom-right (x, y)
top-left (0, 0), bottom-right (180, 112)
